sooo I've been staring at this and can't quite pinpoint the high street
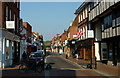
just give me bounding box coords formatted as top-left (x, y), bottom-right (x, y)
top-left (1, 53), bottom-right (110, 78)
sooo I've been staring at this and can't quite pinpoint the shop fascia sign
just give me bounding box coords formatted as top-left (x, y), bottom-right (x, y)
top-left (88, 30), bottom-right (94, 38)
top-left (6, 21), bottom-right (15, 29)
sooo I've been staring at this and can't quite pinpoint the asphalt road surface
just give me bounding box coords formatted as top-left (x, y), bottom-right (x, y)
top-left (43, 53), bottom-right (109, 78)
top-left (1, 52), bottom-right (110, 78)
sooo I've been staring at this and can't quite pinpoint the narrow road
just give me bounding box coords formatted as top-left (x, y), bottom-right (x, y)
top-left (45, 55), bottom-right (82, 70)
top-left (1, 52), bottom-right (110, 78)
top-left (44, 53), bottom-right (109, 77)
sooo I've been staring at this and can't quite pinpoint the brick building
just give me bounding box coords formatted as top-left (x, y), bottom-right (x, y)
top-left (0, 1), bottom-right (20, 68)
top-left (22, 22), bottom-right (32, 53)
top-left (67, 22), bottom-right (78, 57)
top-left (74, 2), bottom-right (95, 60)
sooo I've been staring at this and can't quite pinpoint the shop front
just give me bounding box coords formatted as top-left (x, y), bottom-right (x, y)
top-left (0, 30), bottom-right (20, 68)
top-left (102, 36), bottom-right (120, 66)
top-left (76, 39), bottom-right (94, 60)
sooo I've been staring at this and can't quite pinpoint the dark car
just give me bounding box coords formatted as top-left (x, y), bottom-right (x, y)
top-left (46, 51), bottom-right (52, 56)
top-left (29, 52), bottom-right (44, 63)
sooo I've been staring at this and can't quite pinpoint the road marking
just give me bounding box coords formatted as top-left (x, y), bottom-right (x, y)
top-left (58, 68), bottom-right (91, 70)
top-left (92, 69), bottom-right (118, 77)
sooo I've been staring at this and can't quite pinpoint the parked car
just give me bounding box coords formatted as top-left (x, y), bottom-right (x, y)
top-left (46, 51), bottom-right (52, 56)
top-left (37, 49), bottom-right (45, 55)
top-left (29, 52), bottom-right (44, 63)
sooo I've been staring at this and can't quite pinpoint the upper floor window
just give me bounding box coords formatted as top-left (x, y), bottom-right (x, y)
top-left (89, 2), bottom-right (94, 10)
top-left (17, 2), bottom-right (19, 8)
top-left (5, 6), bottom-right (8, 21)
top-left (9, 9), bottom-right (12, 21)
top-left (112, 9), bottom-right (120, 27)
top-left (102, 14), bottom-right (112, 30)
top-left (78, 15), bottom-right (81, 23)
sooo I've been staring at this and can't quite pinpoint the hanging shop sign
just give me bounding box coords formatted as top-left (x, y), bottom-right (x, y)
top-left (88, 30), bottom-right (94, 38)
top-left (20, 34), bottom-right (26, 40)
top-left (65, 40), bottom-right (69, 45)
top-left (18, 25), bottom-right (24, 33)
top-left (71, 41), bottom-right (76, 44)
top-left (6, 21), bottom-right (15, 29)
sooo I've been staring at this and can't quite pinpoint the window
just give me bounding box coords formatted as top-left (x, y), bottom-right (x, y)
top-left (112, 9), bottom-right (120, 27)
top-left (6, 40), bottom-right (9, 59)
top-left (116, 9), bottom-right (120, 26)
top-left (85, 8), bottom-right (88, 18)
top-left (81, 14), bottom-right (82, 21)
top-left (96, 5), bottom-right (99, 16)
top-left (83, 10), bottom-right (85, 19)
top-left (102, 14), bottom-right (112, 30)
top-left (10, 9), bottom-right (12, 21)
top-left (112, 11), bottom-right (116, 27)
top-left (17, 2), bottom-right (19, 9)
top-left (5, 6), bottom-right (8, 21)
top-left (89, 2), bottom-right (94, 10)
top-left (14, 14), bottom-right (16, 30)
top-left (79, 15), bottom-right (81, 23)
top-left (109, 14), bottom-right (112, 27)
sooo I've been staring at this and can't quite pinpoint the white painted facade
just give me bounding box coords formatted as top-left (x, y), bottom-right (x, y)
top-left (94, 22), bottom-right (102, 61)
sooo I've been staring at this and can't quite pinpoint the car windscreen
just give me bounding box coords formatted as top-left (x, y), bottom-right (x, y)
top-left (31, 53), bottom-right (43, 57)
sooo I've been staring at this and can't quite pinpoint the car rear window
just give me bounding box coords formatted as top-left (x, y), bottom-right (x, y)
top-left (31, 53), bottom-right (43, 57)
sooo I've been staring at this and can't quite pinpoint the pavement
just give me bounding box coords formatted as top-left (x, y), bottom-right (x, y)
top-left (56, 52), bottom-right (119, 78)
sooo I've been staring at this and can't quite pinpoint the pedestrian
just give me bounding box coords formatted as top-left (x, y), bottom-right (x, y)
top-left (75, 53), bottom-right (79, 60)
top-left (75, 47), bottom-right (79, 60)
top-left (66, 51), bottom-right (68, 59)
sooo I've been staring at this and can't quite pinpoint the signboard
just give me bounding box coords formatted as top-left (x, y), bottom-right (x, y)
top-left (6, 21), bottom-right (15, 29)
top-left (20, 34), bottom-right (26, 40)
top-left (65, 40), bottom-right (68, 45)
top-left (88, 30), bottom-right (94, 38)
top-left (73, 35), bottom-right (77, 39)
top-left (72, 41), bottom-right (75, 44)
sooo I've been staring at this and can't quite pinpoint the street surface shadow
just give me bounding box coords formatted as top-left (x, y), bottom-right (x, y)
top-left (2, 68), bottom-right (45, 78)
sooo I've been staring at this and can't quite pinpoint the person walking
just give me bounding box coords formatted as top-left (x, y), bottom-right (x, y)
top-left (65, 49), bottom-right (68, 59)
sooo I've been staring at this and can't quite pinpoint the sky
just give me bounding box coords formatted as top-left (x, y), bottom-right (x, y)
top-left (20, 2), bottom-right (82, 41)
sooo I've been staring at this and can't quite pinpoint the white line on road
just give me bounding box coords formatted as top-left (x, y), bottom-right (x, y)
top-left (44, 57), bottom-right (50, 77)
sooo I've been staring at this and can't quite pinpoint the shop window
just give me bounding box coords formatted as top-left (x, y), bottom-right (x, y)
top-left (6, 40), bottom-right (9, 59)
top-left (108, 43), bottom-right (113, 61)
